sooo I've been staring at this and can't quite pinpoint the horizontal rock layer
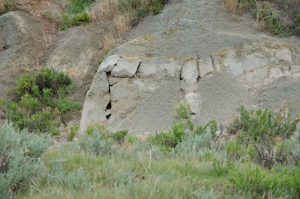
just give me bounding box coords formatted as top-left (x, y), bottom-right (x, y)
top-left (80, 42), bottom-right (300, 134)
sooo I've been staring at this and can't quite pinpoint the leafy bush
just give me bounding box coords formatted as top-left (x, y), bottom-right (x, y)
top-left (229, 164), bottom-right (300, 198)
top-left (67, 125), bottom-right (79, 141)
top-left (149, 118), bottom-right (218, 149)
top-left (72, 12), bottom-right (92, 26)
top-left (68, 0), bottom-right (95, 14)
top-left (173, 103), bottom-right (191, 121)
top-left (0, 122), bottom-right (51, 198)
top-left (127, 134), bottom-right (138, 144)
top-left (148, 122), bottom-right (185, 149)
top-left (228, 105), bottom-right (299, 144)
top-left (226, 141), bottom-right (245, 161)
top-left (254, 2), bottom-right (289, 36)
top-left (60, 12), bottom-right (73, 30)
top-left (222, 0), bottom-right (299, 36)
top-left (110, 130), bottom-right (128, 144)
top-left (1, 68), bottom-right (81, 134)
top-left (118, 0), bottom-right (168, 18)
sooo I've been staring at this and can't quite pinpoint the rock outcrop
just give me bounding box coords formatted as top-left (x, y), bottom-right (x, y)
top-left (80, 42), bottom-right (300, 134)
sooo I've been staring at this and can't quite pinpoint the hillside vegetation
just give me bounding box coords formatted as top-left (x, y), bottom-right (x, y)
top-left (1, 103), bottom-right (300, 198)
top-left (223, 0), bottom-right (300, 36)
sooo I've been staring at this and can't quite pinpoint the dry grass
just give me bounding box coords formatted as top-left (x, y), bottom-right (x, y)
top-left (51, 0), bottom-right (70, 10)
top-left (223, 0), bottom-right (252, 16)
top-left (288, 0), bottom-right (300, 8)
top-left (113, 13), bottom-right (131, 36)
top-left (87, 0), bottom-right (119, 21)
top-left (103, 32), bottom-right (116, 50)
top-left (43, 2), bottom-right (63, 22)
top-left (0, 0), bottom-right (5, 15)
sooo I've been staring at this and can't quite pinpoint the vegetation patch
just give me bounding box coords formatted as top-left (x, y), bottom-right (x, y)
top-left (68, 0), bottom-right (95, 14)
top-left (1, 103), bottom-right (300, 198)
top-left (0, 68), bottom-right (81, 135)
top-left (223, 0), bottom-right (300, 36)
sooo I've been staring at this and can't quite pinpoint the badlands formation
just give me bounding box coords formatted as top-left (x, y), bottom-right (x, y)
top-left (0, 0), bottom-right (300, 135)
top-left (80, 42), bottom-right (300, 134)
top-left (80, 0), bottom-right (300, 134)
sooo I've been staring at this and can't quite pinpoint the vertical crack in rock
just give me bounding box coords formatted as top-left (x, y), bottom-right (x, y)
top-left (105, 72), bottom-right (112, 120)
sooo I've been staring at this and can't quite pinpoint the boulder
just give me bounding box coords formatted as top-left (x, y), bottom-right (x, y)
top-left (99, 54), bottom-right (120, 72)
top-left (111, 56), bottom-right (140, 77)
top-left (275, 49), bottom-right (293, 64)
top-left (290, 65), bottom-right (300, 74)
top-left (182, 92), bottom-right (199, 114)
top-left (181, 60), bottom-right (198, 82)
top-left (242, 53), bottom-right (268, 72)
top-left (138, 62), bottom-right (158, 78)
top-left (222, 51), bottom-right (244, 76)
top-left (181, 60), bottom-right (198, 92)
top-left (199, 57), bottom-right (214, 77)
top-left (79, 72), bottom-right (110, 133)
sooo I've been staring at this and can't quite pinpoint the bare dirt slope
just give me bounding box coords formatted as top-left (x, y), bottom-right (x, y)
top-left (120, 0), bottom-right (300, 59)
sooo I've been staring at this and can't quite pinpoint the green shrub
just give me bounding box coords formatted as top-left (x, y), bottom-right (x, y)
top-left (72, 12), bottom-right (92, 26)
top-left (118, 0), bottom-right (168, 19)
top-left (1, 68), bottom-right (81, 134)
top-left (68, 0), bottom-right (95, 14)
top-left (0, 122), bottom-right (51, 198)
top-left (110, 130), bottom-right (128, 144)
top-left (228, 164), bottom-right (300, 198)
top-left (127, 134), bottom-right (138, 144)
top-left (194, 120), bottom-right (218, 136)
top-left (149, 118), bottom-right (217, 149)
top-left (148, 0), bottom-right (166, 15)
top-left (4, 1), bottom-right (10, 13)
top-left (226, 141), bottom-right (245, 161)
top-left (60, 12), bottom-right (73, 30)
top-left (148, 122), bottom-right (185, 149)
top-left (254, 2), bottom-right (287, 35)
top-left (228, 105), bottom-right (299, 144)
top-left (67, 125), bottom-right (79, 141)
top-left (173, 103), bottom-right (191, 121)
top-left (137, 7), bottom-right (148, 18)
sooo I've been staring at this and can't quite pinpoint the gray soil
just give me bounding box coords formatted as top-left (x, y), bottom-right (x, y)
top-left (120, 0), bottom-right (300, 59)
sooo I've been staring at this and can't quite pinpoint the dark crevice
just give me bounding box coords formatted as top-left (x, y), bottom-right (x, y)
top-left (106, 114), bottom-right (111, 120)
top-left (106, 101), bottom-right (111, 110)
top-left (135, 62), bottom-right (142, 78)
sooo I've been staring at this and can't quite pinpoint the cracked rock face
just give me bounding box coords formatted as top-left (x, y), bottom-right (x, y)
top-left (80, 42), bottom-right (300, 134)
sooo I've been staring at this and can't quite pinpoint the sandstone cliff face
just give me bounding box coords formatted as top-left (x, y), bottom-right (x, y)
top-left (80, 42), bottom-right (300, 134)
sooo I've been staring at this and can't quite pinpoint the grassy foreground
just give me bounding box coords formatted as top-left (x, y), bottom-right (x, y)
top-left (1, 105), bottom-right (300, 198)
